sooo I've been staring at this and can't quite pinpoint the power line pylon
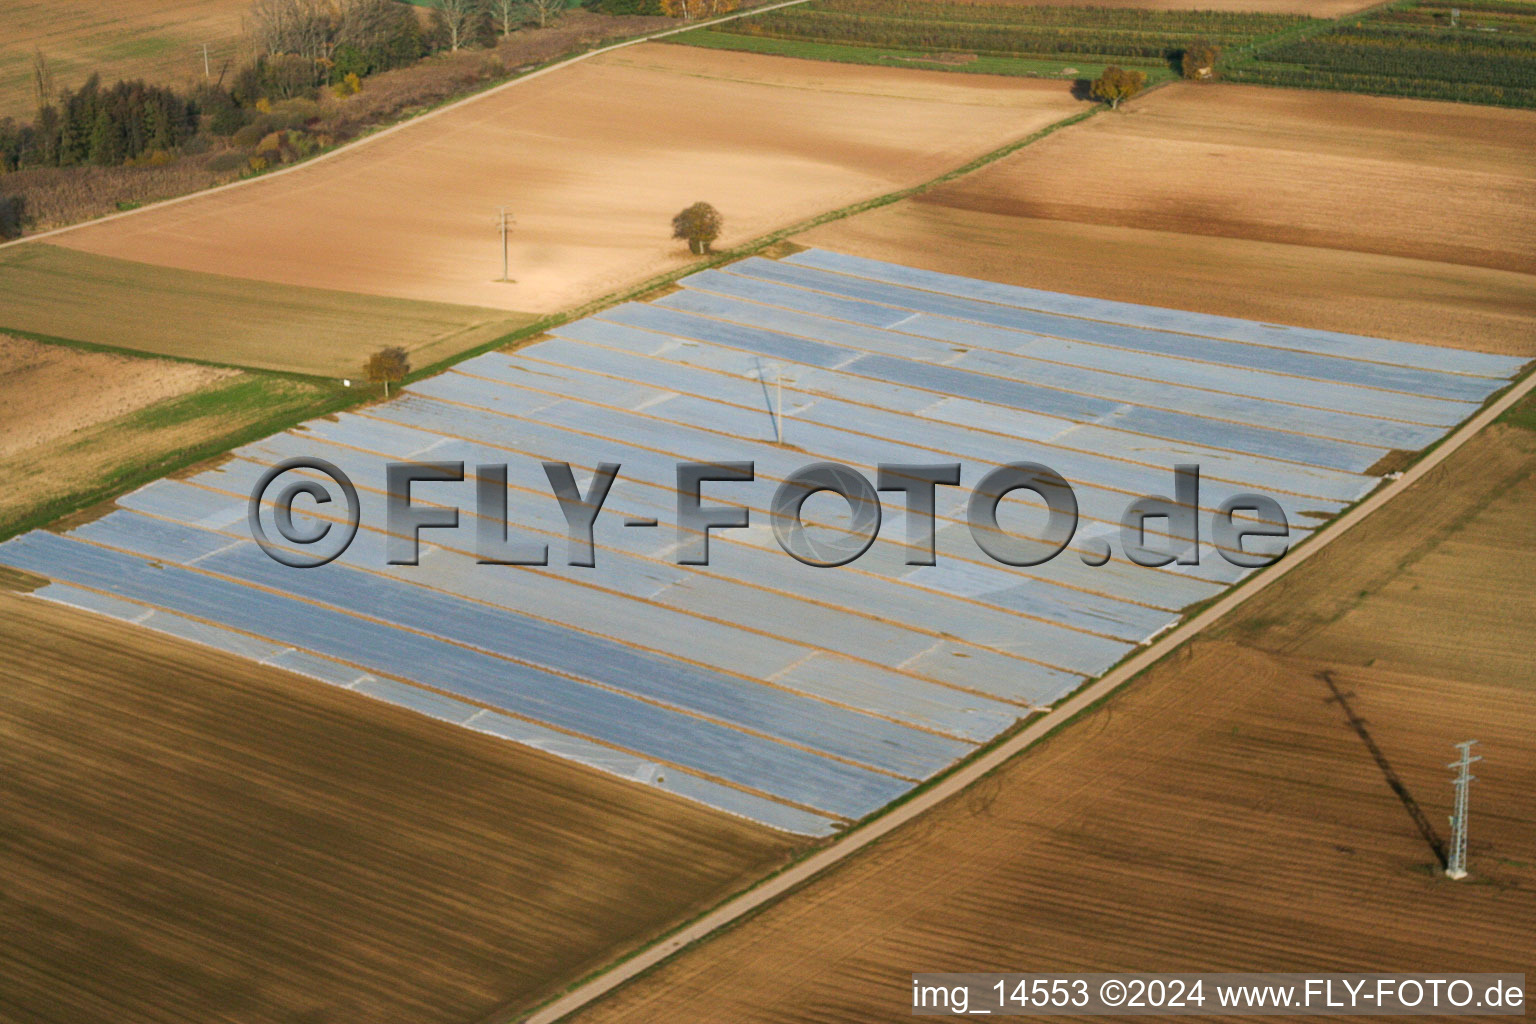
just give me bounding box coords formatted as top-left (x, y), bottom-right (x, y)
top-left (1446, 740), bottom-right (1480, 880)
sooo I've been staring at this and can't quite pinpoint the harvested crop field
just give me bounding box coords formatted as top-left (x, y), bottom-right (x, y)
top-left (565, 406), bottom-right (1536, 1024)
top-left (0, 0), bottom-right (248, 121)
top-left (802, 84), bottom-right (1536, 355)
top-left (48, 45), bottom-right (1086, 314)
top-left (0, 590), bottom-right (802, 1024)
top-left (0, 245), bottom-right (534, 376)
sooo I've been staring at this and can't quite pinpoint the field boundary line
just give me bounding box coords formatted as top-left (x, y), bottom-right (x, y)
top-left (515, 366), bottom-right (1536, 1024)
top-left (0, 0), bottom-right (818, 254)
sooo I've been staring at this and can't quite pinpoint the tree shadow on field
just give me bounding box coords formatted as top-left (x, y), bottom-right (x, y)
top-left (1320, 670), bottom-right (1448, 869)
top-left (1070, 78), bottom-right (1095, 101)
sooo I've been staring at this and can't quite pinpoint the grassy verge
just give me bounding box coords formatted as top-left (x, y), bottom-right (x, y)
top-left (1496, 387), bottom-right (1536, 431)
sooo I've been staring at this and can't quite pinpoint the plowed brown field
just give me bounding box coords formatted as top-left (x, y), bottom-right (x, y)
top-left (802, 84), bottom-right (1536, 356)
top-left (50, 45), bottom-right (1084, 315)
top-left (0, 592), bottom-right (802, 1024)
top-left (566, 410), bottom-right (1536, 1023)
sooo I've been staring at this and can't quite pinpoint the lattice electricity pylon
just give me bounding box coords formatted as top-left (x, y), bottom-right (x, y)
top-left (1446, 740), bottom-right (1481, 880)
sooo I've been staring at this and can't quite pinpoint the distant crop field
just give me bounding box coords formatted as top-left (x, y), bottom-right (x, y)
top-left (0, 245), bottom-right (535, 377)
top-left (1229, 0), bottom-right (1536, 107)
top-left (671, 0), bottom-right (1313, 79)
top-left (0, 0), bottom-right (249, 121)
top-left (799, 83), bottom-right (1536, 356)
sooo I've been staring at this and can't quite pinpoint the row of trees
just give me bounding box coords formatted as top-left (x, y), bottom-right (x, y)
top-left (434, 0), bottom-right (572, 47)
top-left (0, 76), bottom-right (199, 171)
top-left (0, 0), bottom-right (590, 176)
top-left (247, 0), bottom-right (435, 87)
top-left (1262, 28), bottom-right (1536, 88)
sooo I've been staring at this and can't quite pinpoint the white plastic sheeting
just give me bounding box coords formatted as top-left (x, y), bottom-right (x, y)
top-left (1, 250), bottom-right (1521, 834)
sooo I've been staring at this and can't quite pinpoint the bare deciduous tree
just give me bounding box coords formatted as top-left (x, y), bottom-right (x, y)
top-left (436, 0), bottom-right (485, 51)
top-left (32, 50), bottom-right (54, 111)
top-left (250, 0), bottom-right (331, 60)
top-left (335, 0), bottom-right (407, 53)
top-left (661, 0), bottom-right (737, 17)
top-left (526, 0), bottom-right (566, 29)
top-left (490, 0), bottom-right (522, 36)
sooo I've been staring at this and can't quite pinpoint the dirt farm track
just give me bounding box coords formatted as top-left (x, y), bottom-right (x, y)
top-left (48, 45), bottom-right (1083, 315)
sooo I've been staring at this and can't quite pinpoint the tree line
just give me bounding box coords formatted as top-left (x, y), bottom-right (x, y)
top-left (1, 77), bottom-right (198, 171)
top-left (0, 0), bottom-right (729, 184)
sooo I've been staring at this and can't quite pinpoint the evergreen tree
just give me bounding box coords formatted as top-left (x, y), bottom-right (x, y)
top-left (88, 106), bottom-right (123, 165)
top-left (145, 99), bottom-right (173, 152)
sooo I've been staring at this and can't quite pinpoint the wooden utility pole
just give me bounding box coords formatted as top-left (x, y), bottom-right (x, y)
top-left (498, 206), bottom-right (516, 282)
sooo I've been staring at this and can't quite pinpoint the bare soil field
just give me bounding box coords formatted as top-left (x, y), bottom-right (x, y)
top-left (0, 590), bottom-right (802, 1024)
top-left (50, 45), bottom-right (1086, 314)
top-left (0, 343), bottom-right (341, 539)
top-left (919, 86), bottom-right (1536, 274)
top-left (0, 245), bottom-right (534, 376)
top-left (0, 334), bottom-right (233, 459)
top-left (803, 209), bottom-right (1536, 356)
top-left (803, 83), bottom-right (1536, 356)
top-left (0, 0), bottom-right (249, 121)
top-left (568, 409), bottom-right (1536, 1024)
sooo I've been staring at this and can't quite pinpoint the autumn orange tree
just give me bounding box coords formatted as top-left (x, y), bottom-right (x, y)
top-left (366, 346), bottom-right (410, 397)
top-left (1182, 40), bottom-right (1220, 80)
top-left (672, 202), bottom-right (723, 255)
top-left (1090, 65), bottom-right (1147, 109)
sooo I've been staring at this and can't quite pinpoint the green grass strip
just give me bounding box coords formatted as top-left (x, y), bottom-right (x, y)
top-left (671, 28), bottom-right (1169, 78)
